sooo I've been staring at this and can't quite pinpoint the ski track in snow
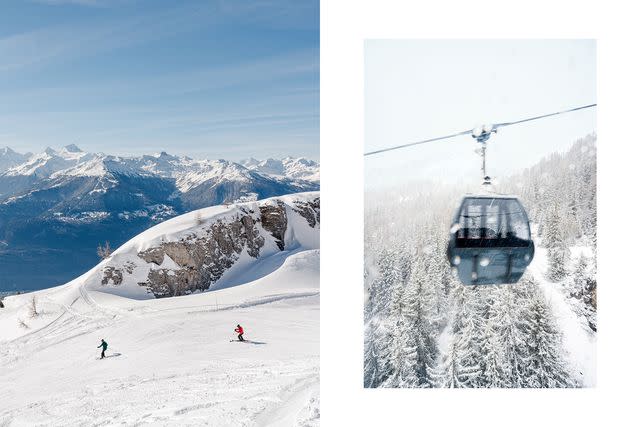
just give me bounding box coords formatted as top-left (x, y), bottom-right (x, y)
top-left (0, 250), bottom-right (319, 426)
top-left (529, 239), bottom-right (596, 387)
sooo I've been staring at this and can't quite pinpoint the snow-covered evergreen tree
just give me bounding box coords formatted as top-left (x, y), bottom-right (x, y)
top-left (440, 339), bottom-right (481, 388)
top-left (441, 284), bottom-right (484, 387)
top-left (381, 315), bottom-right (420, 388)
top-left (544, 203), bottom-right (570, 281)
top-left (488, 285), bottom-right (531, 387)
top-left (364, 317), bottom-right (391, 388)
top-left (521, 285), bottom-right (577, 387)
top-left (402, 250), bottom-right (440, 387)
top-left (364, 248), bottom-right (397, 387)
top-left (565, 252), bottom-right (597, 332)
top-left (479, 287), bottom-right (506, 388)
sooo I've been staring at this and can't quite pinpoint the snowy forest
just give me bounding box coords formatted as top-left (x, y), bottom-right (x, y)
top-left (364, 134), bottom-right (597, 388)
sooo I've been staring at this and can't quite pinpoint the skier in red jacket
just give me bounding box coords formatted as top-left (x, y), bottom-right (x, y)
top-left (234, 324), bottom-right (244, 341)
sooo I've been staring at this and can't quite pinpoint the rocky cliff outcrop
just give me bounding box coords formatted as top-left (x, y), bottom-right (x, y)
top-left (101, 266), bottom-right (123, 286)
top-left (136, 209), bottom-right (265, 298)
top-left (98, 194), bottom-right (319, 298)
top-left (259, 201), bottom-right (287, 250)
top-left (293, 197), bottom-right (320, 228)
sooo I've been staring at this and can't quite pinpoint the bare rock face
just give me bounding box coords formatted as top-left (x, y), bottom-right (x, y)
top-left (136, 208), bottom-right (269, 298)
top-left (139, 248), bottom-right (164, 265)
top-left (293, 197), bottom-right (320, 228)
top-left (123, 261), bottom-right (136, 274)
top-left (145, 267), bottom-right (202, 298)
top-left (101, 266), bottom-right (123, 286)
top-left (259, 202), bottom-right (287, 250)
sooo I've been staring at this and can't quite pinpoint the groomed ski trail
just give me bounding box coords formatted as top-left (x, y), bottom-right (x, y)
top-left (0, 250), bottom-right (320, 426)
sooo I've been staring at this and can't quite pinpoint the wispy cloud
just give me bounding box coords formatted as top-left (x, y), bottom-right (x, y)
top-left (0, 2), bottom-right (224, 72)
top-left (2, 1), bottom-right (317, 73)
top-left (0, 27), bottom-right (75, 71)
top-left (1, 47), bottom-right (318, 110)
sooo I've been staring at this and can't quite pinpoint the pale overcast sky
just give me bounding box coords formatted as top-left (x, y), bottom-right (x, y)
top-left (0, 0), bottom-right (318, 161)
top-left (364, 39), bottom-right (596, 189)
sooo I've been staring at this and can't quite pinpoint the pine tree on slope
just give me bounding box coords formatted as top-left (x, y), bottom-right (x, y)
top-left (364, 317), bottom-right (392, 388)
top-left (521, 286), bottom-right (577, 388)
top-left (441, 284), bottom-right (483, 387)
top-left (380, 245), bottom-right (420, 387)
top-left (440, 340), bottom-right (481, 388)
top-left (381, 315), bottom-right (420, 388)
top-left (480, 287), bottom-right (506, 388)
top-left (544, 203), bottom-right (569, 281)
top-left (363, 248), bottom-right (398, 387)
top-left (401, 251), bottom-right (440, 387)
top-left (489, 286), bottom-right (531, 388)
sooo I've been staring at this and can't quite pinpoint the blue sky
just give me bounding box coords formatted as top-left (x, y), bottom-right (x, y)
top-left (365, 40), bottom-right (596, 189)
top-left (0, 0), bottom-right (319, 160)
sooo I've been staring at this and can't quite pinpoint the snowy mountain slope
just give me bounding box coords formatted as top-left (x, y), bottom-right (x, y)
top-left (0, 194), bottom-right (320, 426)
top-left (83, 192), bottom-right (319, 299)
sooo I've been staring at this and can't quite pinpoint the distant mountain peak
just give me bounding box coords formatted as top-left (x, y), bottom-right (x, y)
top-left (154, 151), bottom-right (175, 159)
top-left (0, 148), bottom-right (33, 174)
top-left (240, 156), bottom-right (319, 182)
top-left (0, 146), bottom-right (32, 158)
top-left (63, 144), bottom-right (83, 153)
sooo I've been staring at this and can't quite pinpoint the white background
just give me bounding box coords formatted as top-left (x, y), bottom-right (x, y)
top-left (320, 0), bottom-right (639, 425)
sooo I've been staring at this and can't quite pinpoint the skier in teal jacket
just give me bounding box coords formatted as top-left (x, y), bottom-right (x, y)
top-left (98, 339), bottom-right (108, 359)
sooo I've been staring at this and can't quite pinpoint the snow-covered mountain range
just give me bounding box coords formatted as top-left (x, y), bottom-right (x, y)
top-left (0, 145), bottom-right (319, 199)
top-left (0, 145), bottom-right (319, 292)
top-left (0, 193), bottom-right (320, 425)
top-left (0, 147), bottom-right (32, 173)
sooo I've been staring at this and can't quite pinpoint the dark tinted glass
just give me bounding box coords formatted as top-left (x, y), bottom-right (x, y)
top-left (455, 197), bottom-right (530, 247)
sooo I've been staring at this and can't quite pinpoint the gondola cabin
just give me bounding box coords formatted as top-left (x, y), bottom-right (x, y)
top-left (447, 195), bottom-right (534, 285)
